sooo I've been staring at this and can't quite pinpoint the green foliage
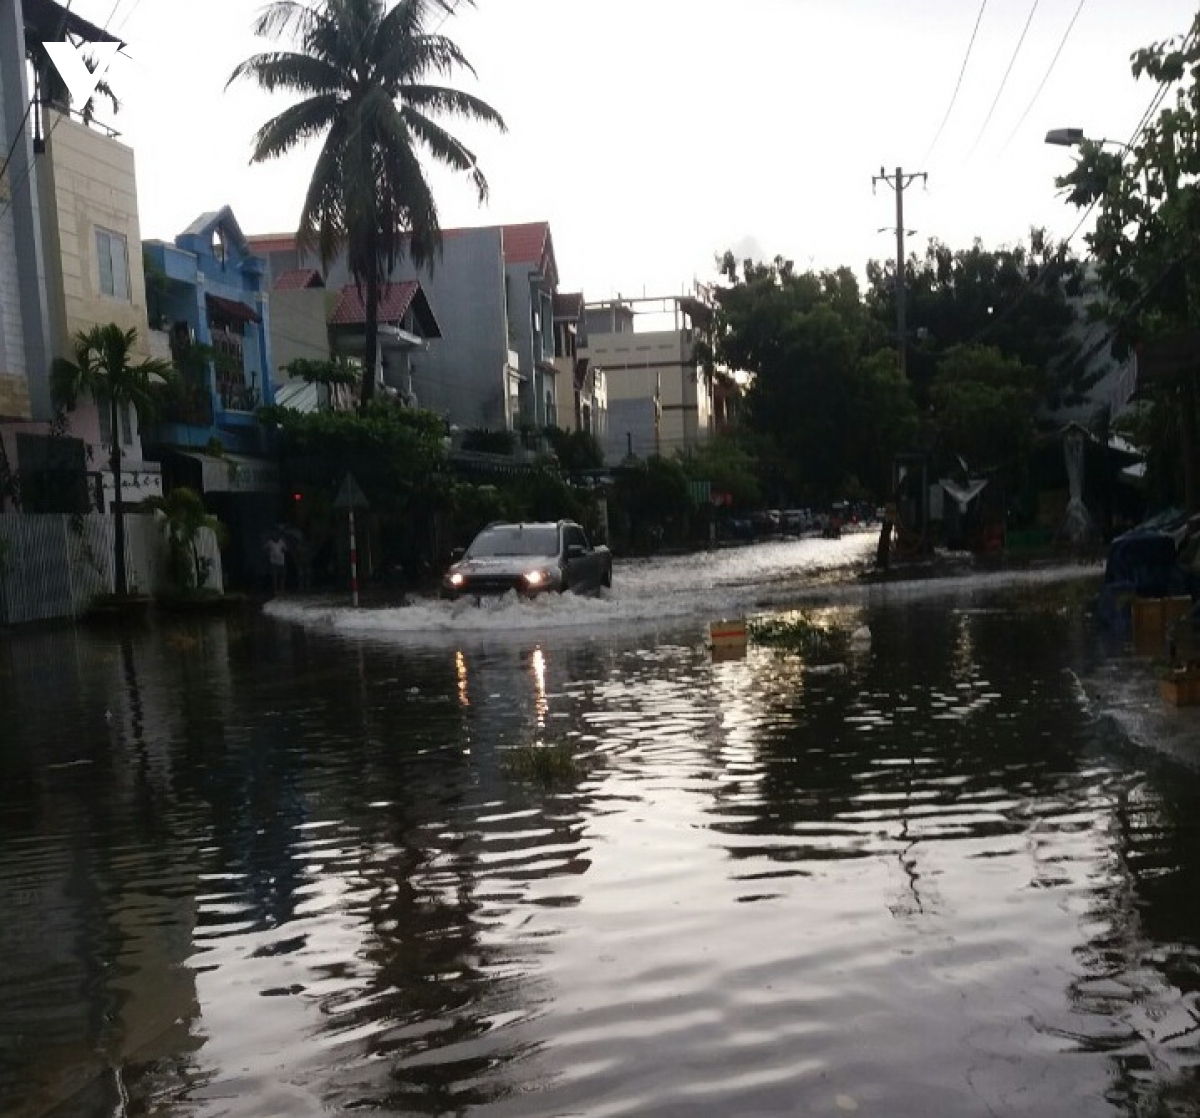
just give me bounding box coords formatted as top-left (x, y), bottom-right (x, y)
top-left (230, 0), bottom-right (505, 408)
top-left (264, 403), bottom-right (448, 512)
top-left (714, 259), bottom-right (909, 502)
top-left (676, 432), bottom-right (761, 507)
top-left (145, 486), bottom-right (227, 594)
top-left (461, 428), bottom-right (517, 455)
top-left (865, 236), bottom-right (1084, 408)
top-left (545, 426), bottom-right (604, 472)
top-left (611, 455), bottom-right (690, 551)
top-left (930, 345), bottom-right (1041, 476)
top-left (448, 481), bottom-right (510, 542)
top-left (51, 324), bottom-right (174, 596)
top-left (502, 742), bottom-right (581, 788)
top-left (284, 357), bottom-right (360, 387)
top-left (508, 470), bottom-right (588, 524)
top-left (1055, 11), bottom-right (1200, 509)
top-left (748, 612), bottom-right (846, 663)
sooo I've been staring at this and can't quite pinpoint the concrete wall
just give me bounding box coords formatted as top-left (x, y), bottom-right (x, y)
top-left (584, 327), bottom-right (711, 456)
top-left (30, 111), bottom-right (160, 501)
top-left (270, 289), bottom-right (336, 376)
top-left (306, 229), bottom-right (511, 429)
top-left (0, 1), bottom-right (53, 421)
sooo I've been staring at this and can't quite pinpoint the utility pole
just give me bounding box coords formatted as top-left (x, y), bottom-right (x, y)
top-left (873, 166), bottom-right (927, 378)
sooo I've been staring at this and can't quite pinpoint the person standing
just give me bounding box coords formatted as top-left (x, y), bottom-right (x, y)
top-left (266, 532), bottom-right (287, 596)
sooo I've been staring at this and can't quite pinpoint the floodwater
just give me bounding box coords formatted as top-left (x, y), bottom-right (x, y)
top-left (3, 534), bottom-right (1200, 1118)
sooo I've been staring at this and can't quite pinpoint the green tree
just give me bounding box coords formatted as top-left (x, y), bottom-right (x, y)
top-left (865, 235), bottom-right (1084, 410)
top-left (52, 325), bottom-right (173, 597)
top-left (230, 0), bottom-right (505, 410)
top-left (930, 345), bottom-right (1041, 480)
top-left (714, 257), bottom-right (904, 502)
top-left (676, 432), bottom-right (761, 507)
top-left (1055, 11), bottom-right (1200, 510)
top-left (145, 486), bottom-right (227, 594)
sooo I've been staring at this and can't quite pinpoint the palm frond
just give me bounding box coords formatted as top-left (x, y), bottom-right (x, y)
top-left (401, 83), bottom-right (506, 130)
top-left (248, 94), bottom-right (342, 162)
top-left (250, 0), bottom-right (323, 42)
top-left (401, 108), bottom-right (488, 201)
top-left (227, 50), bottom-right (344, 95)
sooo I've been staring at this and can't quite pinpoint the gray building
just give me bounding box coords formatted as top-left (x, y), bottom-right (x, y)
top-left (248, 221), bottom-right (563, 434)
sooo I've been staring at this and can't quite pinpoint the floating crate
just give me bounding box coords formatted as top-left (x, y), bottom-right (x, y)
top-left (1160, 668), bottom-right (1200, 706)
top-left (710, 618), bottom-right (748, 662)
top-left (1132, 596), bottom-right (1193, 656)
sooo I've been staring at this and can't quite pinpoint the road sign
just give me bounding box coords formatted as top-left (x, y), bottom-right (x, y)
top-left (333, 472), bottom-right (370, 509)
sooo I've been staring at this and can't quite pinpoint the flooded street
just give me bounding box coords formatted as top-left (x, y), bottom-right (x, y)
top-left (3, 535), bottom-right (1200, 1117)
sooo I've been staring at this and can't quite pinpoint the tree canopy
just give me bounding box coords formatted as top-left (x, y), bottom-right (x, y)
top-left (1054, 10), bottom-right (1200, 510)
top-left (230, 0), bottom-right (505, 409)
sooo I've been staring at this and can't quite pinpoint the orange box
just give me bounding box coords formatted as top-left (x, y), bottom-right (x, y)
top-left (1160, 669), bottom-right (1200, 706)
top-left (1132, 596), bottom-right (1193, 656)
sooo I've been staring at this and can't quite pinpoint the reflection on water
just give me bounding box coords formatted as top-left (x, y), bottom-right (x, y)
top-left (2, 579), bottom-right (1200, 1117)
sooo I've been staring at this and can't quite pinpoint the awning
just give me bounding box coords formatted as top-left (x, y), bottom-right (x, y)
top-left (205, 293), bottom-right (260, 325)
top-left (176, 452), bottom-right (278, 494)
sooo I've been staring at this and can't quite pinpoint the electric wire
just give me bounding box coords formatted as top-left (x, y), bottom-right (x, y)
top-left (967, 0), bottom-right (1040, 159)
top-left (999, 0), bottom-right (1087, 156)
top-left (922, 0), bottom-right (988, 167)
top-left (967, 21), bottom-right (1198, 354)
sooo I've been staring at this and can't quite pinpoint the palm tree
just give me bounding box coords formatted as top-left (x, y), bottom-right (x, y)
top-left (52, 324), bottom-right (173, 597)
top-left (229, 0), bottom-right (506, 409)
top-left (144, 486), bottom-right (227, 594)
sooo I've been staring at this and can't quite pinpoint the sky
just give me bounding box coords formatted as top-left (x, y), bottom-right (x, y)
top-left (71, 0), bottom-right (1200, 301)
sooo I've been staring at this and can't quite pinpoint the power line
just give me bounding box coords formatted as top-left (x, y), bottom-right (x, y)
top-left (999, 0), bottom-right (1087, 156)
top-left (922, 0), bottom-right (988, 166)
top-left (967, 0), bottom-right (1040, 159)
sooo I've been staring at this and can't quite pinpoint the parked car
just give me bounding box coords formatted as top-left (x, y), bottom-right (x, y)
top-left (442, 520), bottom-right (613, 600)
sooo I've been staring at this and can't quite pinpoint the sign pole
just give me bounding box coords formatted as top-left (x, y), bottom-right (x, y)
top-left (334, 472), bottom-right (369, 608)
top-left (349, 507), bottom-right (359, 608)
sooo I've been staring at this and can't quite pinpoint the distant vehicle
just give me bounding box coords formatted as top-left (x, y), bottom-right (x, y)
top-left (442, 520), bottom-right (612, 600)
top-left (782, 509), bottom-right (813, 534)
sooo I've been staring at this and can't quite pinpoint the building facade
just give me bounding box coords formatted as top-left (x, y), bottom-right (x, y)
top-left (249, 221), bottom-right (564, 435)
top-left (583, 292), bottom-right (716, 463)
top-left (141, 208), bottom-right (283, 589)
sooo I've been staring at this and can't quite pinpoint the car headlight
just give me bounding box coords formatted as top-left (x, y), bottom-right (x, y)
top-left (447, 572), bottom-right (465, 588)
top-left (523, 569), bottom-right (548, 587)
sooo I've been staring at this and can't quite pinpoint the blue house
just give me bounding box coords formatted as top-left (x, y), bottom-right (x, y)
top-left (142, 207), bottom-right (276, 452)
top-left (142, 208), bottom-right (281, 588)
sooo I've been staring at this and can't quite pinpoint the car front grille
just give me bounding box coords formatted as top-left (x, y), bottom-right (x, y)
top-left (461, 575), bottom-right (526, 595)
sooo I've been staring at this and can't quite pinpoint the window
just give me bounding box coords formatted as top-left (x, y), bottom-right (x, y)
top-left (96, 228), bottom-right (130, 300)
top-left (97, 395), bottom-right (134, 448)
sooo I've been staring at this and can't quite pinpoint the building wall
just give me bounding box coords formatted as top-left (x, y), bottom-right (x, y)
top-left (270, 289), bottom-right (336, 377)
top-left (584, 327), bottom-right (711, 456)
top-left (312, 229), bottom-right (511, 429)
top-left (0, 2), bottom-right (53, 422)
top-left (26, 110), bottom-right (160, 500)
top-left (39, 111), bottom-right (151, 357)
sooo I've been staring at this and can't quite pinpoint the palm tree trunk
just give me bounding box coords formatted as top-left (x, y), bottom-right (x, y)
top-left (110, 396), bottom-right (128, 596)
top-left (360, 267), bottom-right (380, 409)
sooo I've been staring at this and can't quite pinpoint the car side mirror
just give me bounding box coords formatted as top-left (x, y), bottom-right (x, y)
top-left (451, 546), bottom-right (465, 561)
top-left (566, 544), bottom-right (585, 559)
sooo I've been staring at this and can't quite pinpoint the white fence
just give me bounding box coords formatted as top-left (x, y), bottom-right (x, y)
top-left (0, 514), bottom-right (224, 624)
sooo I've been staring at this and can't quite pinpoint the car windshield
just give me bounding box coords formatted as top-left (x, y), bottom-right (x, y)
top-left (466, 525), bottom-right (559, 558)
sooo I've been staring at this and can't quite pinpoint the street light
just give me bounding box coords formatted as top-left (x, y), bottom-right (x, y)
top-left (1044, 128), bottom-right (1129, 151)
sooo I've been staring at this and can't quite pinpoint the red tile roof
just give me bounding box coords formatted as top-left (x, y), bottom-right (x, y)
top-left (247, 233), bottom-right (297, 253)
top-left (500, 222), bottom-right (550, 266)
top-left (329, 281), bottom-right (421, 326)
top-left (273, 268), bottom-right (324, 291)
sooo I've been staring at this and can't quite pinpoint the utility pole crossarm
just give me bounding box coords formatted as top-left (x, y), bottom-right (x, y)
top-left (872, 166), bottom-right (927, 379)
